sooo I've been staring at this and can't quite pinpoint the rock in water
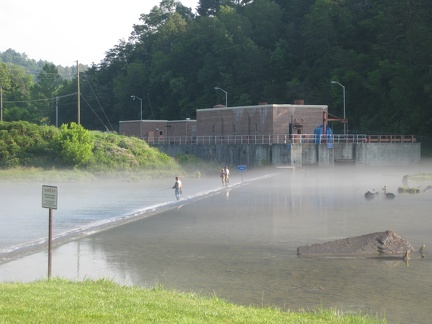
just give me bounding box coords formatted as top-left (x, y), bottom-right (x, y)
top-left (297, 230), bottom-right (414, 257)
top-left (364, 191), bottom-right (375, 199)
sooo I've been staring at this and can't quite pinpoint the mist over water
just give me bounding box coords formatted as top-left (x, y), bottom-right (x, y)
top-left (0, 176), bottom-right (233, 257)
top-left (1, 163), bottom-right (432, 323)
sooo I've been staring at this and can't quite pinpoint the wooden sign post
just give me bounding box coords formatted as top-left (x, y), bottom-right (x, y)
top-left (42, 185), bottom-right (58, 279)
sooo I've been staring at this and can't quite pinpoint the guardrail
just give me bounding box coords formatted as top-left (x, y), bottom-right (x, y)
top-left (365, 135), bottom-right (416, 143)
top-left (142, 134), bottom-right (416, 145)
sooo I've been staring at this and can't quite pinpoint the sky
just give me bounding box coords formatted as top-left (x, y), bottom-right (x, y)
top-left (0, 0), bottom-right (198, 67)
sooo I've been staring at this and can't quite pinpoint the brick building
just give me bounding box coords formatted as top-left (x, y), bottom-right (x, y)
top-left (119, 103), bottom-right (328, 141)
top-left (119, 119), bottom-right (196, 140)
top-left (196, 104), bottom-right (327, 137)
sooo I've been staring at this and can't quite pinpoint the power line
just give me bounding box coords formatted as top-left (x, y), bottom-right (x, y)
top-left (3, 92), bottom-right (77, 104)
top-left (81, 74), bottom-right (114, 131)
top-left (79, 94), bottom-right (111, 131)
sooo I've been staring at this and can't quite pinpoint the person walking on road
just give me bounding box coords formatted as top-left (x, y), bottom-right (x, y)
top-left (172, 176), bottom-right (182, 200)
top-left (224, 166), bottom-right (230, 184)
top-left (220, 168), bottom-right (226, 187)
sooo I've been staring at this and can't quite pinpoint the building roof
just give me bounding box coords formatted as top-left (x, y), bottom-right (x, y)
top-left (197, 104), bottom-right (328, 112)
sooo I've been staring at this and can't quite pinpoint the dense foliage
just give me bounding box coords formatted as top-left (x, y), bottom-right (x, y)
top-left (1, 0), bottom-right (432, 140)
top-left (0, 121), bottom-right (180, 173)
top-left (54, 123), bottom-right (94, 166)
top-left (0, 121), bottom-right (59, 168)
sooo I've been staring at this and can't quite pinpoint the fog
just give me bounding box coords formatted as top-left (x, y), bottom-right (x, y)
top-left (1, 162), bottom-right (432, 323)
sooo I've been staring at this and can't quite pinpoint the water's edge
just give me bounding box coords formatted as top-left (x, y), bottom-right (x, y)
top-left (0, 174), bottom-right (274, 264)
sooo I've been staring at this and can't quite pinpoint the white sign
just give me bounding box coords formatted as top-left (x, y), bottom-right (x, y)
top-left (42, 185), bottom-right (58, 209)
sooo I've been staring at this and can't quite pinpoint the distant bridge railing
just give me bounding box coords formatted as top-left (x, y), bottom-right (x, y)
top-left (144, 134), bottom-right (416, 145)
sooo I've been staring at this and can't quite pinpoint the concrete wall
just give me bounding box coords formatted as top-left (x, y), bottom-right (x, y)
top-left (355, 143), bottom-right (421, 166)
top-left (155, 144), bottom-right (271, 167)
top-left (153, 142), bottom-right (421, 168)
top-left (317, 144), bottom-right (335, 167)
top-left (301, 143), bottom-right (317, 165)
top-left (334, 143), bottom-right (356, 161)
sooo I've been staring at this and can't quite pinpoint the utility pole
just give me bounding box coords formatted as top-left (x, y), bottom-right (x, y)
top-left (55, 96), bottom-right (59, 127)
top-left (0, 87), bottom-right (3, 122)
top-left (331, 81), bottom-right (346, 135)
top-left (77, 61), bottom-right (80, 125)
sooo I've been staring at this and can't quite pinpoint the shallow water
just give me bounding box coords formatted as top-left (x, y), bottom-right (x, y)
top-left (0, 176), bottom-right (230, 256)
top-left (1, 165), bottom-right (432, 323)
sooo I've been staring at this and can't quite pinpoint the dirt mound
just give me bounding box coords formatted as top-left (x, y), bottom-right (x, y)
top-left (297, 230), bottom-right (414, 256)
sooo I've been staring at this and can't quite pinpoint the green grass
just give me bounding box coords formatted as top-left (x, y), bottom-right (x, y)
top-left (0, 167), bottom-right (98, 182)
top-left (0, 279), bottom-right (385, 323)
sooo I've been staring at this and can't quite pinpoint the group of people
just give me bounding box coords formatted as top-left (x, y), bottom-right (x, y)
top-left (172, 165), bottom-right (230, 200)
top-left (220, 166), bottom-right (230, 187)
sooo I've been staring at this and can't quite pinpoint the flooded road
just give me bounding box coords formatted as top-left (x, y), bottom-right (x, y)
top-left (1, 165), bottom-right (432, 323)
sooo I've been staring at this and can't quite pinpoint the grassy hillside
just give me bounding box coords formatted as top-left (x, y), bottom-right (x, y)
top-left (0, 121), bottom-right (181, 177)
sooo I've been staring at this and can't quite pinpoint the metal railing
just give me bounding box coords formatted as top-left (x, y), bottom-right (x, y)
top-left (141, 134), bottom-right (416, 145)
top-left (364, 135), bottom-right (417, 143)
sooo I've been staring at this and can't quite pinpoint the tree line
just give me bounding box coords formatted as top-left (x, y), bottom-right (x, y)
top-left (1, 0), bottom-right (432, 139)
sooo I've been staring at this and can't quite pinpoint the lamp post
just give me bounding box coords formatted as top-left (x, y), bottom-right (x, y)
top-left (214, 87), bottom-right (228, 107)
top-left (131, 95), bottom-right (143, 139)
top-left (331, 81), bottom-right (346, 135)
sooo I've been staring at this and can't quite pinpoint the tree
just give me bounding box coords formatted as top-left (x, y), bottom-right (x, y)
top-left (1, 63), bottom-right (35, 123)
top-left (32, 63), bottom-right (63, 125)
top-left (33, 0), bottom-right (432, 139)
top-left (0, 62), bottom-right (11, 90)
top-left (197, 0), bottom-right (220, 16)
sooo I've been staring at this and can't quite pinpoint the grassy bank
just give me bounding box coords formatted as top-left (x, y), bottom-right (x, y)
top-left (0, 279), bottom-right (384, 323)
top-left (0, 121), bottom-right (221, 181)
top-left (0, 121), bottom-right (182, 176)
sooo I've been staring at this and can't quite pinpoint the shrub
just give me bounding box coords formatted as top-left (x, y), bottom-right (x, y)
top-left (54, 123), bottom-right (94, 167)
top-left (0, 121), bottom-right (59, 167)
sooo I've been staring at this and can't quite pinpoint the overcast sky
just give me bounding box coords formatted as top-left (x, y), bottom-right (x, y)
top-left (0, 0), bottom-right (198, 67)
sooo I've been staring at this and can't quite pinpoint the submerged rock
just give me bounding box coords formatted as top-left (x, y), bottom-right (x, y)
top-left (297, 230), bottom-right (414, 257)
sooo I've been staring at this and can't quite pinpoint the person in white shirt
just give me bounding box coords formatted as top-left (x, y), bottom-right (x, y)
top-left (172, 176), bottom-right (182, 200)
top-left (224, 166), bottom-right (230, 184)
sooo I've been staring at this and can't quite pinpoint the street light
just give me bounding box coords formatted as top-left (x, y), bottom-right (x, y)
top-left (131, 95), bottom-right (143, 139)
top-left (214, 87), bottom-right (228, 107)
top-left (331, 81), bottom-right (346, 135)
